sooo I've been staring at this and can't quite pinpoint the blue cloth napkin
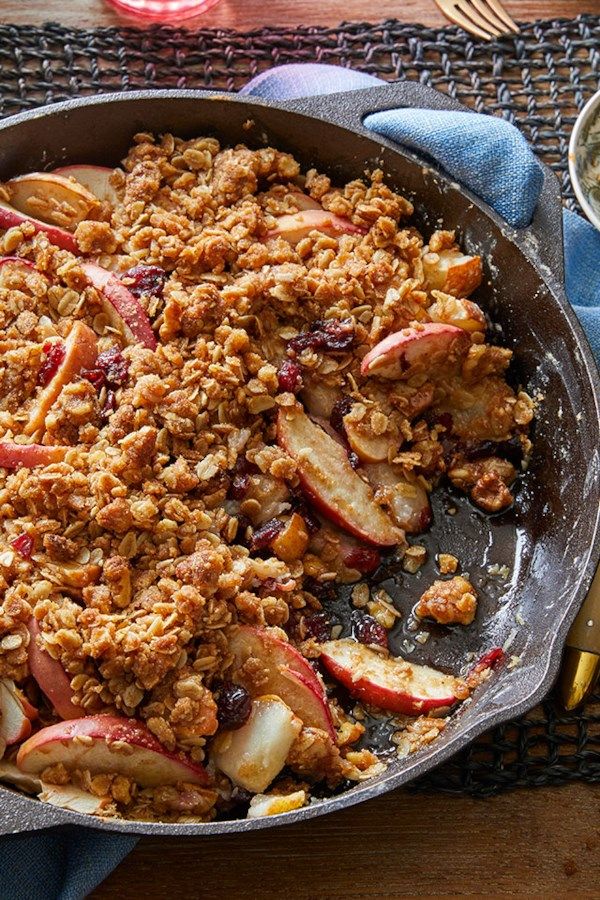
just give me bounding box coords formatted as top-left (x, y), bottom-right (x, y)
top-left (242, 63), bottom-right (600, 359)
top-left (3, 61), bottom-right (600, 900)
top-left (0, 826), bottom-right (137, 900)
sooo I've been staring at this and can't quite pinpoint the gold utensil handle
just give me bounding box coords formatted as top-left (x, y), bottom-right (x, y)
top-left (557, 565), bottom-right (600, 710)
top-left (566, 565), bottom-right (600, 654)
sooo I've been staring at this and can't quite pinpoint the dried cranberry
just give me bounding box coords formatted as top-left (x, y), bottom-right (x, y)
top-left (345, 546), bottom-right (381, 574)
top-left (37, 341), bottom-right (65, 387)
top-left (352, 611), bottom-right (388, 648)
top-left (288, 318), bottom-right (355, 355)
top-left (277, 360), bottom-right (303, 394)
top-left (250, 518), bottom-right (285, 551)
top-left (434, 412), bottom-right (454, 432)
top-left (81, 368), bottom-right (106, 391)
top-left (291, 493), bottom-right (321, 535)
top-left (121, 265), bottom-right (167, 299)
top-left (303, 612), bottom-right (331, 643)
top-left (217, 682), bottom-right (252, 730)
top-left (303, 507), bottom-right (321, 535)
top-left (230, 473), bottom-right (250, 501)
top-left (11, 533), bottom-right (34, 559)
top-left (472, 647), bottom-right (505, 674)
top-left (329, 397), bottom-right (354, 435)
top-left (101, 389), bottom-right (117, 421)
top-left (234, 456), bottom-right (259, 477)
top-left (261, 577), bottom-right (279, 594)
top-left (302, 577), bottom-right (336, 602)
top-left (96, 347), bottom-right (129, 386)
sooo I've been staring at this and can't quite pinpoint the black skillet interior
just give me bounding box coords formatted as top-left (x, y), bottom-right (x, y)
top-left (0, 86), bottom-right (598, 836)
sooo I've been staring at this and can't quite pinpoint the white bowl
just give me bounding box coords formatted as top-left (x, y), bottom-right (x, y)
top-left (569, 88), bottom-right (600, 232)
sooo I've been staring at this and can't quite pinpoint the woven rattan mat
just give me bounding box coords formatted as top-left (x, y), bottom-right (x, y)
top-left (0, 15), bottom-right (599, 796)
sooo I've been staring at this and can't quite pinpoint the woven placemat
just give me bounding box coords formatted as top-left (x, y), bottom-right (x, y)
top-left (0, 15), bottom-right (599, 796)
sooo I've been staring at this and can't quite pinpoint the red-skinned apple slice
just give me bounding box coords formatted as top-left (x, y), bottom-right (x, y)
top-left (277, 405), bottom-right (403, 547)
top-left (16, 715), bottom-right (209, 786)
top-left (0, 442), bottom-right (69, 468)
top-left (300, 378), bottom-right (341, 420)
top-left (364, 462), bottom-right (432, 534)
top-left (428, 295), bottom-right (486, 333)
top-left (81, 262), bottom-right (157, 350)
top-left (267, 209), bottom-right (367, 245)
top-left (343, 406), bottom-right (397, 464)
top-left (14, 688), bottom-right (38, 722)
top-left (0, 258), bottom-right (48, 311)
top-left (319, 639), bottom-right (467, 715)
top-left (0, 201), bottom-right (78, 253)
top-left (0, 680), bottom-right (32, 745)
top-left (422, 248), bottom-right (483, 297)
top-left (0, 255), bottom-right (35, 280)
top-left (361, 323), bottom-right (470, 381)
top-left (25, 320), bottom-right (98, 436)
top-left (212, 696), bottom-right (302, 793)
top-left (229, 625), bottom-right (335, 738)
top-left (7, 172), bottom-right (101, 231)
top-left (289, 192), bottom-right (322, 211)
top-left (279, 667), bottom-right (335, 738)
top-left (53, 165), bottom-right (119, 205)
top-left (28, 617), bottom-right (84, 720)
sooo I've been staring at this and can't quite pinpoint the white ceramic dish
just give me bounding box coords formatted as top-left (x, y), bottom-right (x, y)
top-left (569, 88), bottom-right (600, 232)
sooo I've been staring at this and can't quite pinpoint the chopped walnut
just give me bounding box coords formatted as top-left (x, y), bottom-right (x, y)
top-left (416, 576), bottom-right (477, 625)
top-left (437, 553), bottom-right (458, 575)
top-left (402, 544), bottom-right (427, 574)
top-left (448, 456), bottom-right (516, 512)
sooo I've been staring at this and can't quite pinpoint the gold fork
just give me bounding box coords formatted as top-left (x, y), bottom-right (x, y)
top-left (434, 0), bottom-right (519, 40)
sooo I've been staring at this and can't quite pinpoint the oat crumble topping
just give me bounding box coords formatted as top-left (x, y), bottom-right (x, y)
top-left (0, 133), bottom-right (533, 822)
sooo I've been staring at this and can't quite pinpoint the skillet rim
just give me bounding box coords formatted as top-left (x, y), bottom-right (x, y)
top-left (0, 87), bottom-right (598, 837)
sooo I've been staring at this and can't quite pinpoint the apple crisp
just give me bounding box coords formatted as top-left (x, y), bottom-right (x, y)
top-left (0, 133), bottom-right (532, 822)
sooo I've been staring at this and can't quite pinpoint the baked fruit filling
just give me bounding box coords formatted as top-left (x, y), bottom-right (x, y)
top-left (0, 135), bottom-right (533, 821)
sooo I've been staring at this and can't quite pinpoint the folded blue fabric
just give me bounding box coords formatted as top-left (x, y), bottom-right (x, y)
top-left (242, 63), bottom-right (600, 360)
top-left (0, 826), bottom-right (137, 900)
top-left (3, 61), bottom-right (600, 900)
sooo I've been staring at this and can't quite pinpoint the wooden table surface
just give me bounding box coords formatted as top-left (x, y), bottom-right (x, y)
top-left (1, 0), bottom-right (598, 30)
top-left (4, 2), bottom-right (598, 897)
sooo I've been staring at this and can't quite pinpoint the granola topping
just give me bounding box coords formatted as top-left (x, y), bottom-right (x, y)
top-left (0, 133), bottom-right (533, 823)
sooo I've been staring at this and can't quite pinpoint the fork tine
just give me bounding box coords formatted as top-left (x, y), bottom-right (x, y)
top-left (455, 0), bottom-right (503, 37)
top-left (483, 0), bottom-right (520, 33)
top-left (469, 0), bottom-right (514, 35)
top-left (434, 0), bottom-right (494, 40)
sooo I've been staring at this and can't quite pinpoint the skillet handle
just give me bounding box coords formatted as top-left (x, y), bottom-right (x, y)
top-left (277, 82), bottom-right (565, 286)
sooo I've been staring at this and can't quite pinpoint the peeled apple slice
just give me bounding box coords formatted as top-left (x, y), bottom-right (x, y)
top-left (212, 697), bottom-right (302, 793)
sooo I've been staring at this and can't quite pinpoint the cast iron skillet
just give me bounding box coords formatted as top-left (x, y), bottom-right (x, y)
top-left (0, 84), bottom-right (598, 837)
